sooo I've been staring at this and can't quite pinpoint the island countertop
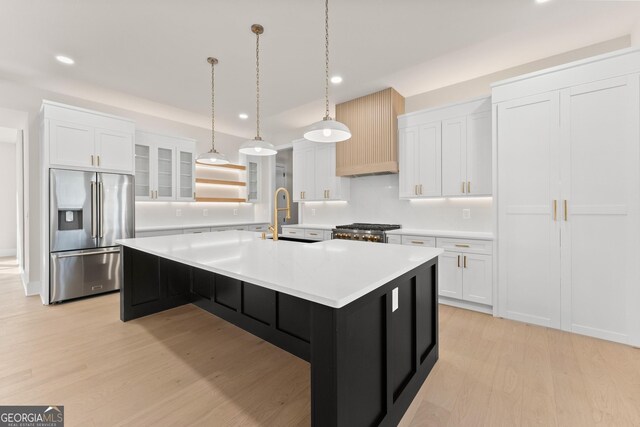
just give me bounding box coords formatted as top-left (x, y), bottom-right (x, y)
top-left (117, 230), bottom-right (442, 308)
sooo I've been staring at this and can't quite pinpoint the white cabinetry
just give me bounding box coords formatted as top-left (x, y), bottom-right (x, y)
top-left (398, 97), bottom-right (491, 199)
top-left (135, 131), bottom-right (195, 202)
top-left (494, 49), bottom-right (640, 346)
top-left (281, 226), bottom-right (333, 241)
top-left (436, 238), bottom-right (493, 307)
top-left (45, 102), bottom-right (135, 174)
top-left (292, 139), bottom-right (350, 202)
top-left (398, 123), bottom-right (441, 198)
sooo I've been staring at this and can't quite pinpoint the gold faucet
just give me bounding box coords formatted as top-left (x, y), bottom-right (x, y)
top-left (269, 187), bottom-right (291, 241)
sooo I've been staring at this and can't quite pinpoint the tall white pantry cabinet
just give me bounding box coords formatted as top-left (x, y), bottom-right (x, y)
top-left (493, 48), bottom-right (640, 346)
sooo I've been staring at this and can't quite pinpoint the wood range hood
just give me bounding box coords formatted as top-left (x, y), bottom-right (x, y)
top-left (335, 87), bottom-right (405, 177)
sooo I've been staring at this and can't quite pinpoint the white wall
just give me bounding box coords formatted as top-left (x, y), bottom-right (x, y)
top-left (300, 174), bottom-right (492, 231)
top-left (0, 141), bottom-right (17, 256)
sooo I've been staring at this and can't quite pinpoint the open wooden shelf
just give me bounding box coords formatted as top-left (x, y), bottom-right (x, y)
top-left (195, 161), bottom-right (246, 170)
top-left (195, 197), bottom-right (247, 203)
top-left (196, 178), bottom-right (246, 187)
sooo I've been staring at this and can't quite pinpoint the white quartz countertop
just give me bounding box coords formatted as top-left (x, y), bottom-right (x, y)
top-left (136, 222), bottom-right (268, 232)
top-left (117, 231), bottom-right (442, 308)
top-left (385, 229), bottom-right (494, 240)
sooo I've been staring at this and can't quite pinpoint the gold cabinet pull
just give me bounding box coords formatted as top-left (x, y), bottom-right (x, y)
top-left (457, 255), bottom-right (461, 268)
top-left (455, 244), bottom-right (470, 248)
top-left (411, 240), bottom-right (424, 245)
top-left (419, 184), bottom-right (423, 195)
top-left (97, 155), bottom-right (101, 167)
top-left (91, 155), bottom-right (94, 166)
top-left (553, 200), bottom-right (557, 221)
top-left (464, 255), bottom-right (467, 268)
top-left (309, 232), bottom-right (318, 236)
top-left (415, 185), bottom-right (418, 195)
top-left (467, 181), bottom-right (471, 194)
top-left (461, 182), bottom-right (466, 193)
top-left (564, 200), bottom-right (568, 221)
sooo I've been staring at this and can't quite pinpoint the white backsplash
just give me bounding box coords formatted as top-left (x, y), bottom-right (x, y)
top-left (135, 202), bottom-right (258, 229)
top-left (300, 174), bottom-right (493, 231)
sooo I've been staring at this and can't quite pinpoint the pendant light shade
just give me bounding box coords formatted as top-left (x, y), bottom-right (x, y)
top-left (304, 0), bottom-right (351, 143)
top-left (239, 137), bottom-right (277, 156)
top-left (304, 117), bottom-right (351, 143)
top-left (240, 24), bottom-right (276, 157)
top-left (197, 57), bottom-right (229, 165)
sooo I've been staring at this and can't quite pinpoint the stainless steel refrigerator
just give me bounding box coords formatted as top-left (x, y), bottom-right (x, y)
top-left (49, 169), bottom-right (134, 303)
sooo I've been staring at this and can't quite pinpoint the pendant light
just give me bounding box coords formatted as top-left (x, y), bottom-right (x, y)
top-left (239, 24), bottom-right (277, 156)
top-left (197, 57), bottom-right (229, 165)
top-left (304, 0), bottom-right (351, 143)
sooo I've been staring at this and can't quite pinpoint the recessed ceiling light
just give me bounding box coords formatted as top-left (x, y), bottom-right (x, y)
top-left (330, 76), bottom-right (343, 84)
top-left (238, 113), bottom-right (249, 120)
top-left (536, 0), bottom-right (551, 3)
top-left (55, 55), bottom-right (75, 65)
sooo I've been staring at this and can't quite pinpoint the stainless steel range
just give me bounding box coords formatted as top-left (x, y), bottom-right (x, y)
top-left (332, 223), bottom-right (401, 243)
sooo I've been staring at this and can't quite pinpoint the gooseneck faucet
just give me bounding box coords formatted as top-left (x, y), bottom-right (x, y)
top-left (269, 187), bottom-right (291, 241)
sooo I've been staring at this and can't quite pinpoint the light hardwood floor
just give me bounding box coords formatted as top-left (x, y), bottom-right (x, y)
top-left (1, 257), bottom-right (639, 426)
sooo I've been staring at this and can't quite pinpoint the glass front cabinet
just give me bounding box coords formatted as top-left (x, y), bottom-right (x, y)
top-left (134, 131), bottom-right (195, 202)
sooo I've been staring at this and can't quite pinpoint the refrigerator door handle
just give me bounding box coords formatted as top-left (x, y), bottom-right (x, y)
top-left (98, 181), bottom-right (105, 238)
top-left (90, 181), bottom-right (97, 238)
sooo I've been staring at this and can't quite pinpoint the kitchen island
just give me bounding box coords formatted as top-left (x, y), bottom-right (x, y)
top-left (117, 231), bottom-right (442, 427)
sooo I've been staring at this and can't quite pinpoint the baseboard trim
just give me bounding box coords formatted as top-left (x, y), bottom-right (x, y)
top-left (23, 275), bottom-right (41, 297)
top-left (0, 248), bottom-right (17, 257)
top-left (439, 296), bottom-right (493, 314)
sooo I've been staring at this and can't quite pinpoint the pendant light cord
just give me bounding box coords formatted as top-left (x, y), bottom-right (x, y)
top-left (256, 30), bottom-right (261, 139)
top-left (210, 59), bottom-right (216, 151)
top-left (324, 0), bottom-right (330, 119)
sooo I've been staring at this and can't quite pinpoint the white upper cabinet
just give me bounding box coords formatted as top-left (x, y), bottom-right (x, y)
top-left (441, 116), bottom-right (466, 196)
top-left (292, 143), bottom-right (316, 201)
top-left (44, 102), bottom-right (135, 174)
top-left (494, 49), bottom-right (640, 347)
top-left (95, 128), bottom-right (134, 172)
top-left (292, 139), bottom-right (349, 202)
top-left (398, 122), bottom-right (442, 198)
top-left (49, 120), bottom-right (95, 169)
top-left (135, 131), bottom-right (195, 202)
top-left (398, 96), bottom-right (491, 199)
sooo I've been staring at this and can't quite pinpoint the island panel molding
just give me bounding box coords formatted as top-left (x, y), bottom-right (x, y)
top-left (119, 232), bottom-right (440, 426)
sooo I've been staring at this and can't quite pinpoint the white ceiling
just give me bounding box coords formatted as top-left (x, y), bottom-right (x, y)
top-left (1, 0), bottom-right (640, 140)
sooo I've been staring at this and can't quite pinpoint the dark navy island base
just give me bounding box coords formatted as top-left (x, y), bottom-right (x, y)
top-left (121, 247), bottom-right (439, 427)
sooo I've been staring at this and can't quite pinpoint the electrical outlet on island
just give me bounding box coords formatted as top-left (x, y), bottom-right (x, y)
top-left (176, 209), bottom-right (182, 217)
top-left (462, 209), bottom-right (471, 219)
top-left (203, 209), bottom-right (209, 217)
top-left (233, 208), bottom-right (238, 216)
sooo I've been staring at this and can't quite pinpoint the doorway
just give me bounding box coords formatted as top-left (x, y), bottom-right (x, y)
top-left (0, 127), bottom-right (22, 268)
top-left (275, 148), bottom-right (298, 233)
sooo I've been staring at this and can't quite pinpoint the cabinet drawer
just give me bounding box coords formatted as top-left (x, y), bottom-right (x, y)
top-left (304, 229), bottom-right (324, 241)
top-left (248, 224), bottom-right (269, 232)
top-left (282, 228), bottom-right (303, 237)
top-left (436, 238), bottom-right (492, 255)
top-left (386, 235), bottom-right (402, 245)
top-left (183, 227), bottom-right (210, 234)
top-left (401, 235), bottom-right (436, 247)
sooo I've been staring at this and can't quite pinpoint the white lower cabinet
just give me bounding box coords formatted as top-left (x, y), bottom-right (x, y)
top-left (437, 243), bottom-right (492, 307)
